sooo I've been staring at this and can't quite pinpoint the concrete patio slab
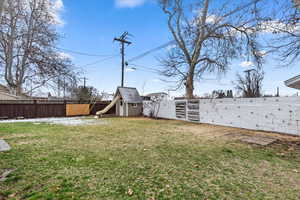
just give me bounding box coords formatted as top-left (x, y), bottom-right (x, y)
top-left (0, 139), bottom-right (11, 152)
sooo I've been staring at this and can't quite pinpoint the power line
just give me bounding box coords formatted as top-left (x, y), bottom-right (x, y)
top-left (129, 63), bottom-right (160, 73)
top-left (127, 40), bottom-right (175, 62)
top-left (55, 47), bottom-right (117, 57)
top-left (74, 55), bottom-right (119, 77)
top-left (81, 55), bottom-right (118, 67)
top-left (135, 68), bottom-right (159, 74)
top-left (129, 63), bottom-right (225, 82)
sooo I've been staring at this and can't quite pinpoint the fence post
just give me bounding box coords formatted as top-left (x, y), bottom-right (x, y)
top-left (185, 99), bottom-right (188, 121)
top-left (64, 100), bottom-right (67, 117)
top-left (198, 99), bottom-right (201, 122)
top-left (34, 100), bottom-right (37, 118)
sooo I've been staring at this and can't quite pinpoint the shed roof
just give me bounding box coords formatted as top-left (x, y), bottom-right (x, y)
top-left (116, 87), bottom-right (143, 103)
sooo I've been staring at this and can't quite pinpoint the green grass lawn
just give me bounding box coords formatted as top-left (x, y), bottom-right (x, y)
top-left (0, 118), bottom-right (300, 200)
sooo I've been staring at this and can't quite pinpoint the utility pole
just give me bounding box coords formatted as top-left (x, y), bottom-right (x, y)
top-left (57, 76), bottom-right (61, 97)
top-left (114, 32), bottom-right (132, 87)
top-left (276, 87), bottom-right (280, 97)
top-left (0, 0), bottom-right (6, 17)
top-left (83, 77), bottom-right (87, 88)
top-left (63, 77), bottom-right (66, 99)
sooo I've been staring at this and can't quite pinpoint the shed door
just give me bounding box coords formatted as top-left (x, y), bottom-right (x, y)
top-left (120, 101), bottom-right (124, 116)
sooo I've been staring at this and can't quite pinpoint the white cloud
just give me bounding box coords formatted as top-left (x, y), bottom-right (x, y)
top-left (22, 0), bottom-right (64, 26)
top-left (239, 61), bottom-right (254, 68)
top-left (53, 0), bottom-right (64, 10)
top-left (206, 15), bottom-right (222, 24)
top-left (152, 79), bottom-right (162, 83)
top-left (49, 0), bottom-right (65, 26)
top-left (166, 44), bottom-right (176, 51)
top-left (257, 50), bottom-right (267, 57)
top-left (58, 52), bottom-right (73, 60)
top-left (125, 67), bottom-right (136, 72)
top-left (115, 0), bottom-right (146, 8)
top-left (189, 14), bottom-right (225, 32)
top-left (259, 20), bottom-right (300, 34)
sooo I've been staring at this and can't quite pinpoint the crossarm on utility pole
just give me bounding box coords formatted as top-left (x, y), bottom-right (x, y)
top-left (114, 32), bottom-right (132, 87)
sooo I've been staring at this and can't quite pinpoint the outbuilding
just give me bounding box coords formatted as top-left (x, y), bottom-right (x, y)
top-left (115, 87), bottom-right (143, 117)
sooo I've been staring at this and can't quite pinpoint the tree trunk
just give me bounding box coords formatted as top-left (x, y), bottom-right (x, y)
top-left (15, 85), bottom-right (22, 96)
top-left (185, 75), bottom-right (194, 99)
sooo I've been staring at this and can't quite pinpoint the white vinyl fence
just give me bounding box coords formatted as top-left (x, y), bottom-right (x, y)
top-left (143, 97), bottom-right (300, 136)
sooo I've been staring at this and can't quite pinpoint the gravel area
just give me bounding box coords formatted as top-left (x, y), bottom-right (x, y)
top-left (0, 117), bottom-right (106, 126)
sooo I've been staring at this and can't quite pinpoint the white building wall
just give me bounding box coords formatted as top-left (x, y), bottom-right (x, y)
top-left (143, 97), bottom-right (300, 136)
top-left (143, 100), bottom-right (177, 119)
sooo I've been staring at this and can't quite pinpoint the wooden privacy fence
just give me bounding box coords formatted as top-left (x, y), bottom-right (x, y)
top-left (66, 104), bottom-right (90, 116)
top-left (0, 100), bottom-right (115, 119)
top-left (0, 100), bottom-right (65, 119)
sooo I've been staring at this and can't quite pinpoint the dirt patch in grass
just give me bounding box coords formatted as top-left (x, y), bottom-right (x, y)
top-left (223, 129), bottom-right (300, 143)
top-left (275, 140), bottom-right (300, 149)
top-left (0, 117), bottom-right (107, 126)
top-left (171, 123), bottom-right (237, 138)
top-left (2, 133), bottom-right (39, 140)
top-left (269, 140), bottom-right (300, 158)
top-left (124, 117), bottom-right (153, 121)
top-left (15, 138), bottom-right (48, 146)
top-left (170, 122), bottom-right (299, 142)
top-left (224, 133), bottom-right (278, 146)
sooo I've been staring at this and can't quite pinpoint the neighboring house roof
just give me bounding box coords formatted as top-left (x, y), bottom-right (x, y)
top-left (285, 75), bottom-right (300, 90)
top-left (0, 84), bottom-right (9, 93)
top-left (116, 87), bottom-right (143, 103)
top-left (146, 92), bottom-right (168, 97)
top-left (0, 84), bottom-right (31, 100)
top-left (0, 91), bottom-right (19, 100)
top-left (101, 92), bottom-right (114, 101)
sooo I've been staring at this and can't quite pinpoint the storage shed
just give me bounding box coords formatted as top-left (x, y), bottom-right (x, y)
top-left (115, 87), bottom-right (143, 117)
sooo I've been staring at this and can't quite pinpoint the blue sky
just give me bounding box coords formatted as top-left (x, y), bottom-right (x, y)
top-left (57, 0), bottom-right (300, 97)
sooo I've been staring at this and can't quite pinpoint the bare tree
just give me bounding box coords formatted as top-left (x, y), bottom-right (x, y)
top-left (143, 94), bottom-right (164, 119)
top-left (45, 72), bottom-right (78, 98)
top-left (71, 86), bottom-right (100, 103)
top-left (234, 69), bottom-right (264, 98)
top-left (212, 90), bottom-right (233, 98)
top-left (159, 0), bottom-right (265, 99)
top-left (0, 0), bottom-right (77, 96)
top-left (258, 0), bottom-right (300, 64)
